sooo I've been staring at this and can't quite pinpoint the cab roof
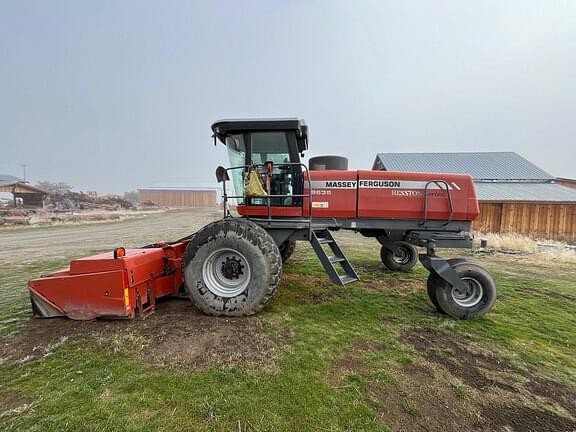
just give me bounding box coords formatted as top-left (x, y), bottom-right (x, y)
top-left (211, 118), bottom-right (308, 148)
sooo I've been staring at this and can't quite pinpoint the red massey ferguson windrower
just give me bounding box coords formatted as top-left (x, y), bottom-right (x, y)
top-left (28, 119), bottom-right (497, 320)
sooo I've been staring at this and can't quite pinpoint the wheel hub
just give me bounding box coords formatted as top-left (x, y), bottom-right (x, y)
top-left (202, 248), bottom-right (251, 298)
top-left (221, 257), bottom-right (244, 279)
top-left (393, 246), bottom-right (410, 265)
top-left (451, 277), bottom-right (483, 308)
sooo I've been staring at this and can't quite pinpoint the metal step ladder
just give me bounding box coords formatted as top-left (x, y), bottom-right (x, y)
top-left (309, 229), bottom-right (359, 286)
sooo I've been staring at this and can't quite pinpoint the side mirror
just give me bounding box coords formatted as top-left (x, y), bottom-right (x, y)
top-left (215, 166), bottom-right (230, 183)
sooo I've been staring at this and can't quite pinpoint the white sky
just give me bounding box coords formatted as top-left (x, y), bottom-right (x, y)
top-left (1, 0), bottom-right (575, 193)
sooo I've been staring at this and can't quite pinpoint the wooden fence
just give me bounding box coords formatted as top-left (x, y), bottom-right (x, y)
top-left (473, 202), bottom-right (576, 241)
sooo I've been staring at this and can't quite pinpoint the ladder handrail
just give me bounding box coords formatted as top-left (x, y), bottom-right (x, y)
top-left (221, 163), bottom-right (313, 230)
top-left (420, 180), bottom-right (454, 226)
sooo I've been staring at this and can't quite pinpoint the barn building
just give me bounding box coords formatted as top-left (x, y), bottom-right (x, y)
top-left (0, 174), bottom-right (48, 208)
top-left (137, 185), bottom-right (219, 208)
top-left (372, 152), bottom-right (576, 241)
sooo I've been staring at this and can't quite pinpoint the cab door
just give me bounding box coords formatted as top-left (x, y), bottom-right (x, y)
top-left (227, 131), bottom-right (305, 217)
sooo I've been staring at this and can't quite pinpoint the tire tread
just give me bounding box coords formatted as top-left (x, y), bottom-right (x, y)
top-left (183, 219), bottom-right (282, 316)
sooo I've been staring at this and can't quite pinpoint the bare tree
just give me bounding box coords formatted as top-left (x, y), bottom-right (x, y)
top-left (36, 181), bottom-right (73, 194)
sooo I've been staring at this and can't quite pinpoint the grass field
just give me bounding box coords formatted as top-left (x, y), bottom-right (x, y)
top-left (1, 218), bottom-right (575, 431)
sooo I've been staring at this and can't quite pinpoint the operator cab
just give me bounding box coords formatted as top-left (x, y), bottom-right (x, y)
top-left (212, 118), bottom-right (308, 206)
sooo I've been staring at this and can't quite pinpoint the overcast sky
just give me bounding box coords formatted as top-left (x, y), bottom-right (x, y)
top-left (1, 0), bottom-right (575, 193)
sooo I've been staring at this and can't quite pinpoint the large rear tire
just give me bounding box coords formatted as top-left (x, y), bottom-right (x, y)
top-left (279, 240), bottom-right (296, 263)
top-left (433, 261), bottom-right (497, 319)
top-left (380, 241), bottom-right (418, 272)
top-left (183, 219), bottom-right (282, 316)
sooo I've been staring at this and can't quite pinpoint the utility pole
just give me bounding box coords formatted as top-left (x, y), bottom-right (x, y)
top-left (21, 163), bottom-right (27, 182)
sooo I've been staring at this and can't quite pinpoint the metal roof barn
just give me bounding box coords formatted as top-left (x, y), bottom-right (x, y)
top-left (0, 174), bottom-right (24, 183)
top-left (373, 152), bottom-right (554, 181)
top-left (475, 182), bottom-right (576, 202)
top-left (372, 152), bottom-right (576, 241)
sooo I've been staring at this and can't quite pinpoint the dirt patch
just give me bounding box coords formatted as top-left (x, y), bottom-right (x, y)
top-left (382, 315), bottom-right (404, 324)
top-left (329, 341), bottom-right (485, 431)
top-left (357, 271), bottom-right (423, 297)
top-left (364, 279), bottom-right (422, 297)
top-left (330, 335), bottom-right (576, 431)
top-left (327, 339), bottom-right (390, 386)
top-left (136, 300), bottom-right (285, 370)
top-left (97, 388), bottom-right (112, 401)
top-left (370, 362), bottom-right (487, 432)
top-left (0, 392), bottom-right (33, 415)
top-left (400, 328), bottom-right (519, 392)
top-left (0, 298), bottom-right (287, 371)
top-left (400, 328), bottom-right (576, 427)
top-left (353, 340), bottom-right (387, 352)
top-left (525, 376), bottom-right (576, 415)
top-left (281, 274), bottom-right (350, 304)
top-left (481, 405), bottom-right (576, 432)
top-left (354, 262), bottom-right (391, 275)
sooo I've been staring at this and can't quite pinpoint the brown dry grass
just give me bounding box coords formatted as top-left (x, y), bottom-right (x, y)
top-left (475, 232), bottom-right (576, 263)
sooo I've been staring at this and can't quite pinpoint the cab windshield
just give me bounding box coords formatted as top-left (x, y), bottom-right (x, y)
top-left (251, 132), bottom-right (290, 165)
top-left (225, 131), bottom-right (296, 205)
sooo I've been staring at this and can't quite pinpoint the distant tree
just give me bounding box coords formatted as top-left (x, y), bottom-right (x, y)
top-left (123, 191), bottom-right (138, 204)
top-left (36, 181), bottom-right (73, 194)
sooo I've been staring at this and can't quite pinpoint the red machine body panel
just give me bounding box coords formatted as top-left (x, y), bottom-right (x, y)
top-left (357, 170), bottom-right (478, 220)
top-left (237, 169), bottom-right (479, 221)
top-left (236, 205), bottom-right (303, 218)
top-left (30, 270), bottom-right (129, 320)
top-left (28, 242), bottom-right (188, 320)
top-left (304, 170), bottom-right (358, 218)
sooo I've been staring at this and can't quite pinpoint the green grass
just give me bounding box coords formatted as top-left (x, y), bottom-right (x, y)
top-left (469, 274), bottom-right (576, 380)
top-left (0, 259), bottom-right (71, 336)
top-left (450, 381), bottom-right (469, 399)
top-left (0, 339), bottom-right (381, 431)
top-left (1, 233), bottom-right (576, 430)
top-left (400, 400), bottom-right (420, 417)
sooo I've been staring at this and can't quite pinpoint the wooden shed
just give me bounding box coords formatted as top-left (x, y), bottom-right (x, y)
top-left (373, 152), bottom-right (576, 241)
top-left (138, 186), bottom-right (218, 208)
top-left (0, 175), bottom-right (48, 208)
